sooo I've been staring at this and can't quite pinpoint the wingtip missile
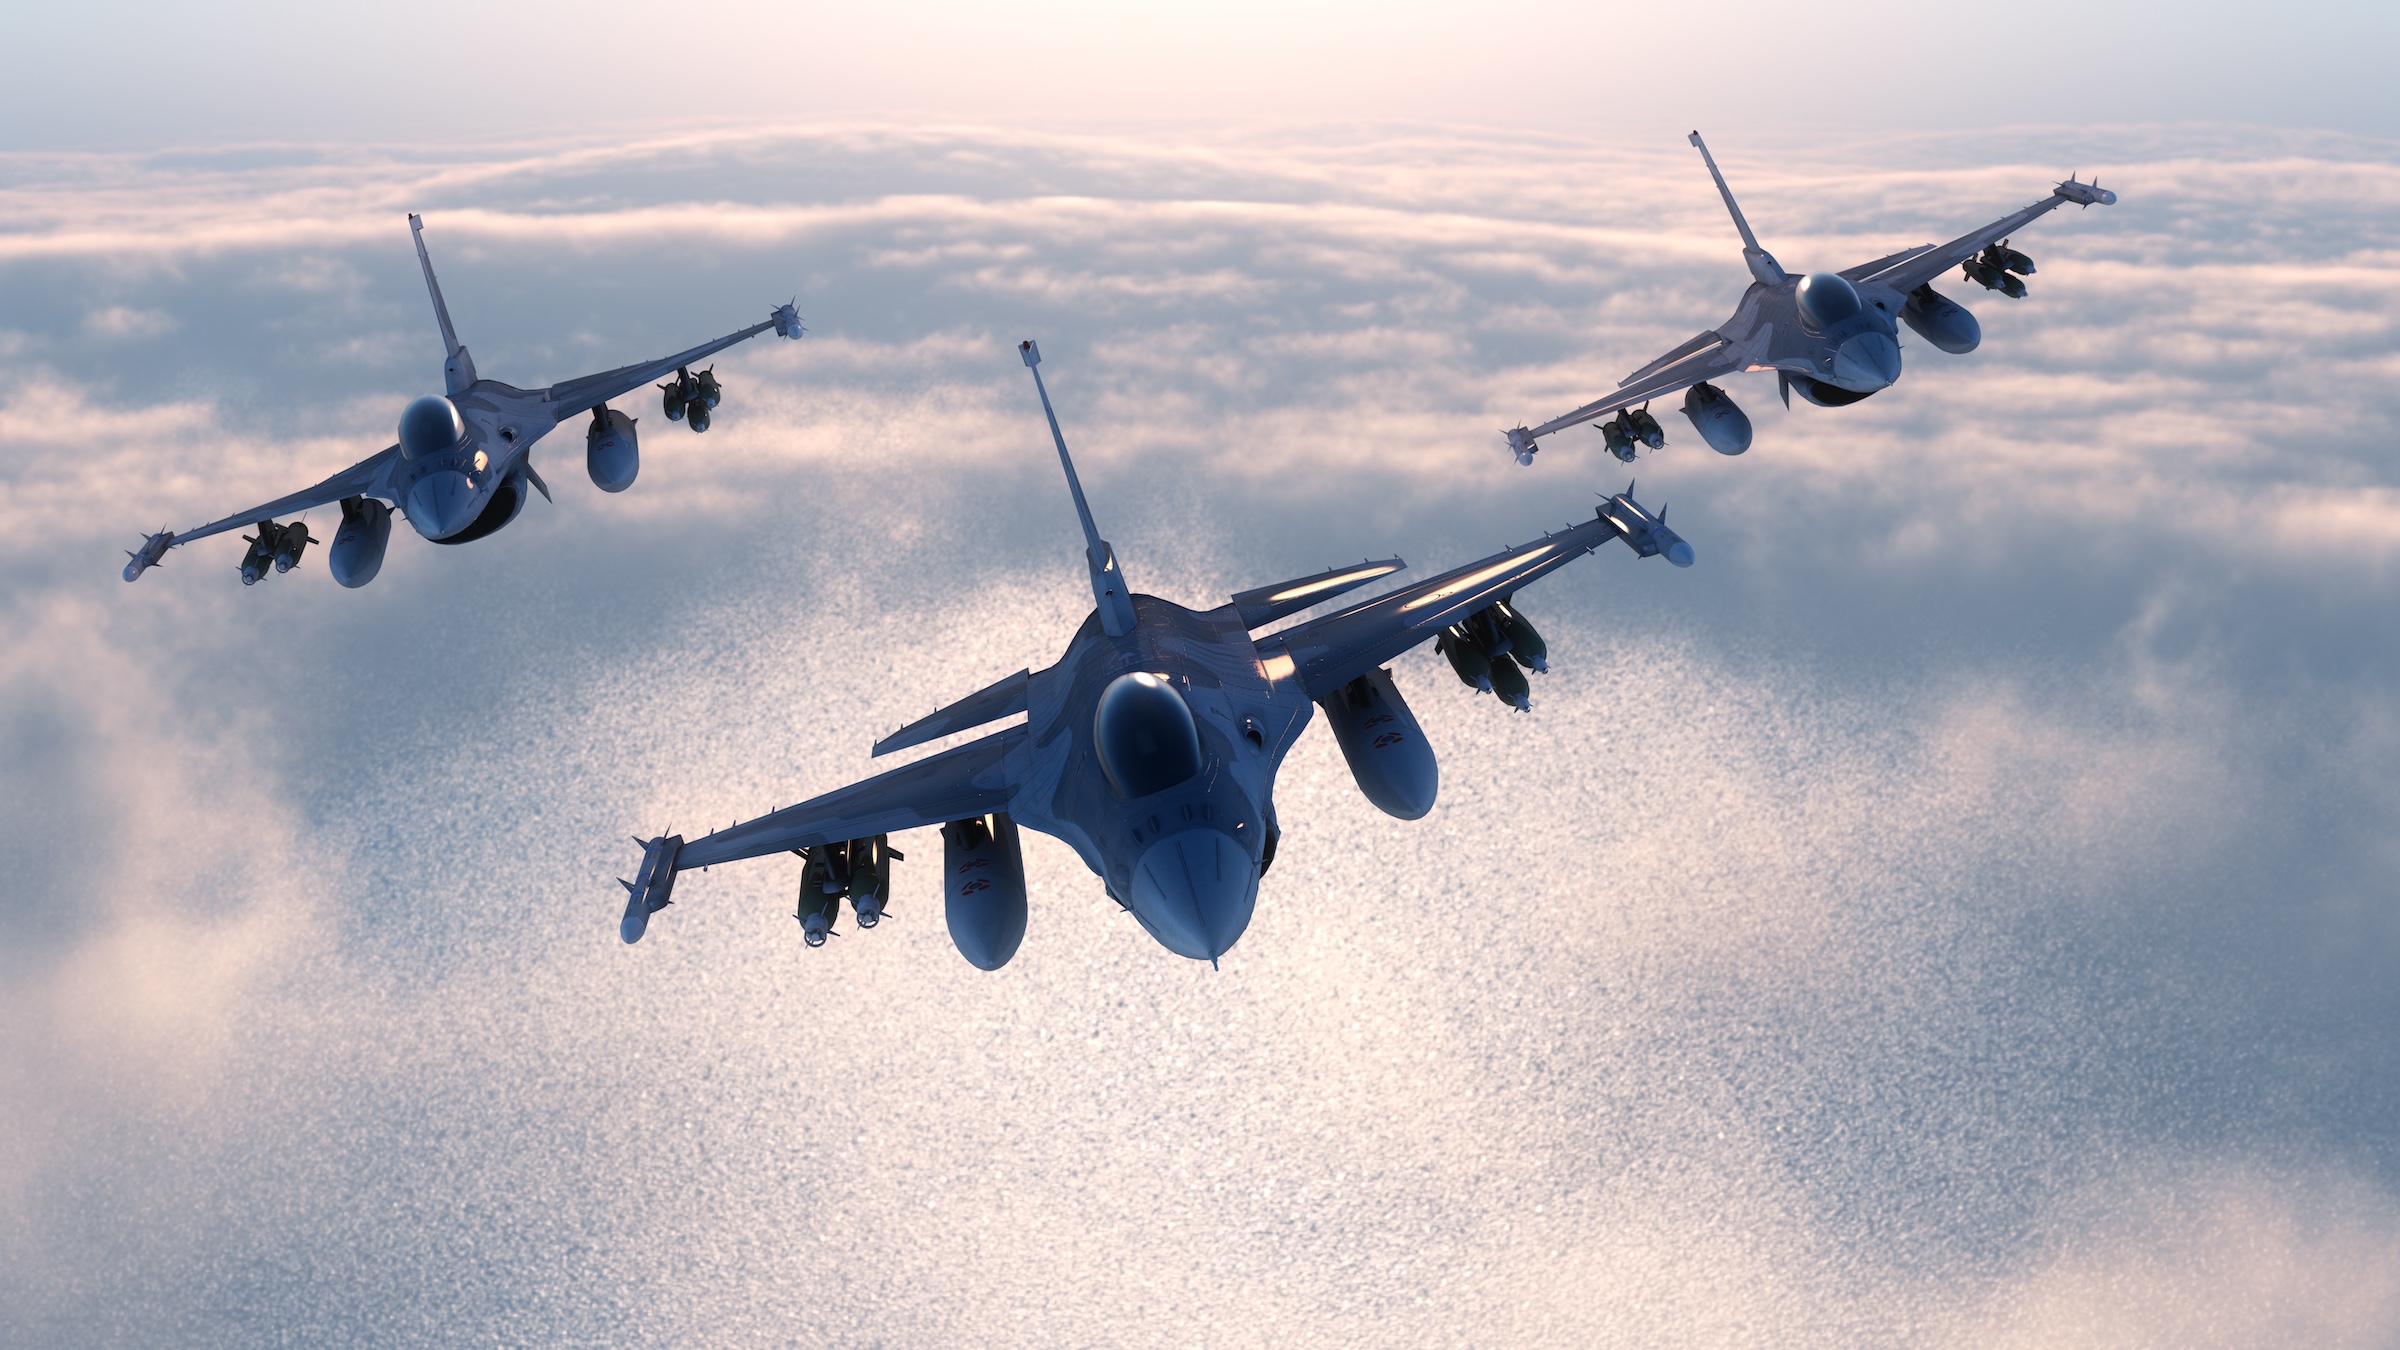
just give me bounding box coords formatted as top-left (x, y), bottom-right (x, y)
top-left (1597, 486), bottom-right (1695, 567)
top-left (122, 529), bottom-right (173, 582)
top-left (772, 301), bottom-right (805, 340)
top-left (1504, 427), bottom-right (1537, 466)
top-left (2054, 174), bottom-right (2117, 208)
top-left (618, 833), bottom-right (684, 944)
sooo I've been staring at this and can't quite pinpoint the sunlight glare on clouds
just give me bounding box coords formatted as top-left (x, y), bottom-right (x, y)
top-left (1, 120), bottom-right (2397, 1345)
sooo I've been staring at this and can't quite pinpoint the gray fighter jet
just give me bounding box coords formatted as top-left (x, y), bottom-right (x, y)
top-left (616, 340), bottom-right (1696, 969)
top-left (1503, 132), bottom-right (2116, 467)
top-left (120, 215), bottom-right (803, 588)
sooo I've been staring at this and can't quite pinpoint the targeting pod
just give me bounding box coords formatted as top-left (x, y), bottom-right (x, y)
top-left (1597, 484), bottom-right (1695, 567)
top-left (618, 833), bottom-right (685, 943)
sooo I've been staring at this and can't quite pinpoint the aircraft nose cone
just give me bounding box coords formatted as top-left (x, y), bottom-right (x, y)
top-left (1831, 332), bottom-right (1902, 392)
top-left (406, 470), bottom-right (476, 539)
top-left (1129, 829), bottom-right (1257, 961)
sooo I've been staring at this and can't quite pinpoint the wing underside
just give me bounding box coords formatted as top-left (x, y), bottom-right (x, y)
top-left (1262, 509), bottom-right (1630, 698)
top-left (165, 444), bottom-right (400, 548)
top-left (1523, 341), bottom-right (1745, 443)
top-left (545, 311), bottom-right (791, 422)
top-left (1846, 194), bottom-right (2070, 297)
top-left (675, 724), bottom-right (1025, 871)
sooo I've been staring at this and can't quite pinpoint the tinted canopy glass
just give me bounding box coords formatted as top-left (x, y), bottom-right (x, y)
top-left (1094, 672), bottom-right (1204, 799)
top-left (398, 395), bottom-right (465, 460)
top-left (1795, 271), bottom-right (1864, 330)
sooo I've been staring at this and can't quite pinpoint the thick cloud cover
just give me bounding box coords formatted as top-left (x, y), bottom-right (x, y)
top-left (2, 123), bottom-right (2397, 1346)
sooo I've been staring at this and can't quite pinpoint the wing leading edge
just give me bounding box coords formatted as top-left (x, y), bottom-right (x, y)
top-left (148, 444), bottom-right (401, 556)
top-left (682, 724), bottom-right (1024, 870)
top-left (1844, 179), bottom-right (2106, 297)
top-left (619, 724), bottom-right (1023, 943)
top-left (545, 303), bottom-right (803, 423)
top-left (1260, 488), bottom-right (1691, 699)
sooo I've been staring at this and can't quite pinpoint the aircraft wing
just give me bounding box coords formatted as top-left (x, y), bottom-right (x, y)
top-left (158, 443), bottom-right (401, 549)
top-left (673, 724), bottom-right (1025, 872)
top-left (1260, 506), bottom-right (1642, 699)
top-left (1518, 337), bottom-right (1747, 443)
top-left (544, 303), bottom-right (801, 422)
top-left (1843, 191), bottom-right (2079, 296)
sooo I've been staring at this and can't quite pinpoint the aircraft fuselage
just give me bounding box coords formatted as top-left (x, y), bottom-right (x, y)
top-left (1712, 273), bottom-right (1907, 402)
top-left (1009, 594), bottom-right (1316, 961)
top-left (394, 381), bottom-right (564, 543)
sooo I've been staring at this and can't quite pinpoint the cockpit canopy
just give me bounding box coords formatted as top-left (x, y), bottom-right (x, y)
top-left (398, 395), bottom-right (465, 460)
top-left (1095, 671), bottom-right (1205, 799)
top-left (1795, 271), bottom-right (1864, 331)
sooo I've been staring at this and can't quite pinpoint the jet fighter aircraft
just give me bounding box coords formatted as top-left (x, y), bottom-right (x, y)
top-left (1503, 132), bottom-right (2117, 467)
top-left (615, 341), bottom-right (1697, 969)
top-left (120, 215), bottom-right (803, 588)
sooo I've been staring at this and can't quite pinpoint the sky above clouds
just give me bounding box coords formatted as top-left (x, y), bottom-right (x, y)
top-left (8, 0), bottom-right (2400, 149)
top-left (3, 8), bottom-right (2400, 1347)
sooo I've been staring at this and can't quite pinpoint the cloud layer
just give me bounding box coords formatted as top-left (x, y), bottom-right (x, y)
top-left (2, 121), bottom-right (2397, 1347)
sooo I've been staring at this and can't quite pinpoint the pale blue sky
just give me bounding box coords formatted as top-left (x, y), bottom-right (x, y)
top-left (6, 0), bottom-right (2395, 149)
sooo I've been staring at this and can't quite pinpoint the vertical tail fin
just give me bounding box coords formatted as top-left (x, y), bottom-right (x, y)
top-left (408, 214), bottom-right (477, 394)
top-left (1687, 132), bottom-right (1787, 287)
top-left (1021, 340), bottom-right (1136, 637)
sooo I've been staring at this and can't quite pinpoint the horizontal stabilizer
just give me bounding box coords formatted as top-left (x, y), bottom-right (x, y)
top-left (872, 669), bottom-right (1031, 758)
top-left (1231, 558), bottom-right (1405, 630)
